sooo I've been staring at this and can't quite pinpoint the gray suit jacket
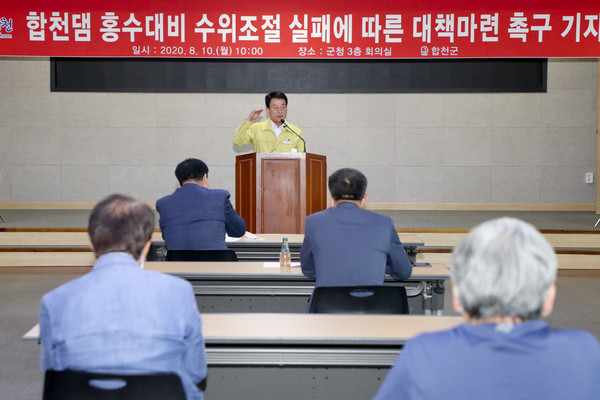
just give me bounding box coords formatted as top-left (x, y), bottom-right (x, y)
top-left (300, 202), bottom-right (412, 287)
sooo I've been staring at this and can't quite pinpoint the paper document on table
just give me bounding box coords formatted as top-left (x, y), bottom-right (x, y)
top-left (225, 234), bottom-right (240, 242)
top-left (225, 231), bottom-right (263, 242)
top-left (243, 231), bottom-right (262, 240)
top-left (263, 262), bottom-right (301, 268)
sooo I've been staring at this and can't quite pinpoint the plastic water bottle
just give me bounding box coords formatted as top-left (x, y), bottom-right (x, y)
top-left (279, 237), bottom-right (291, 268)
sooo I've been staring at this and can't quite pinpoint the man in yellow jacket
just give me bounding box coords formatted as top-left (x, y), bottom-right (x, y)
top-left (233, 91), bottom-right (305, 153)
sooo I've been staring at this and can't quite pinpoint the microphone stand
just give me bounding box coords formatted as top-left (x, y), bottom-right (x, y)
top-left (281, 119), bottom-right (306, 153)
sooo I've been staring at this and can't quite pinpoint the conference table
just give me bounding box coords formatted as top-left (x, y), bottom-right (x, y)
top-left (145, 261), bottom-right (449, 315)
top-left (148, 233), bottom-right (424, 264)
top-left (24, 313), bottom-right (463, 400)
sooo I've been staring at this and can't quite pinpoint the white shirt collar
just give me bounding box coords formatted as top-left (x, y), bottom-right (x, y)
top-left (270, 119), bottom-right (284, 138)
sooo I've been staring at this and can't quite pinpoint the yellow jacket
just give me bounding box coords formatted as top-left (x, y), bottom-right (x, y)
top-left (233, 119), bottom-right (305, 153)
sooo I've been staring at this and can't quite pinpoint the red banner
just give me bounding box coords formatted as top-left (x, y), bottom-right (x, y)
top-left (1, 0), bottom-right (599, 58)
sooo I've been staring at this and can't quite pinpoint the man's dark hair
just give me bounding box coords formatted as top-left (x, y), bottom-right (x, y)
top-left (175, 158), bottom-right (209, 185)
top-left (88, 194), bottom-right (155, 259)
top-left (265, 91), bottom-right (288, 108)
top-left (328, 168), bottom-right (368, 201)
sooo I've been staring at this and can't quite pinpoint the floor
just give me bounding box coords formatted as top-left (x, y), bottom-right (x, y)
top-left (385, 210), bottom-right (600, 230)
top-left (1, 209), bottom-right (599, 230)
top-left (2, 273), bottom-right (600, 400)
top-left (1, 209), bottom-right (600, 399)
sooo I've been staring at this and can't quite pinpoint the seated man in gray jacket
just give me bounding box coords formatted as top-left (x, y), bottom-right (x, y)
top-left (300, 167), bottom-right (412, 287)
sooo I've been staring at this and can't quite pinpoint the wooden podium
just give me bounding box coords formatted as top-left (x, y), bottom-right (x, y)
top-left (235, 152), bottom-right (327, 233)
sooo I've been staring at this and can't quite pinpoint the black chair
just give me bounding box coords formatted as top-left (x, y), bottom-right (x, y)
top-left (309, 286), bottom-right (409, 314)
top-left (166, 249), bottom-right (238, 262)
top-left (42, 370), bottom-right (186, 400)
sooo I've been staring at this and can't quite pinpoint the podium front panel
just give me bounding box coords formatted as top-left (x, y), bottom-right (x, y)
top-left (261, 157), bottom-right (304, 233)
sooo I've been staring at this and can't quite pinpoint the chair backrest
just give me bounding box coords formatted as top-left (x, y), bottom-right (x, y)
top-left (309, 286), bottom-right (409, 314)
top-left (42, 370), bottom-right (186, 400)
top-left (166, 249), bottom-right (238, 262)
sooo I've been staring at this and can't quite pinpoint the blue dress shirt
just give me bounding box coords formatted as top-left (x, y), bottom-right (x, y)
top-left (373, 321), bottom-right (600, 400)
top-left (39, 252), bottom-right (207, 400)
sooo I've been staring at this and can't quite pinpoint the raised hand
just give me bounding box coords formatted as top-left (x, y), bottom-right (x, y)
top-left (247, 108), bottom-right (264, 121)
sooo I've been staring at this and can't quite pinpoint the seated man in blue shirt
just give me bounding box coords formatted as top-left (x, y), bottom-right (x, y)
top-left (157, 158), bottom-right (246, 250)
top-left (39, 194), bottom-right (207, 400)
top-left (300, 168), bottom-right (412, 287)
top-left (373, 217), bottom-right (600, 400)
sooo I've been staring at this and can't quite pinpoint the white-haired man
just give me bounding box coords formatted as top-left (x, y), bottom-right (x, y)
top-left (373, 217), bottom-right (600, 400)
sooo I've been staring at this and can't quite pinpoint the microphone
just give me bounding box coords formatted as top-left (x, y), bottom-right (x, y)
top-left (281, 119), bottom-right (306, 153)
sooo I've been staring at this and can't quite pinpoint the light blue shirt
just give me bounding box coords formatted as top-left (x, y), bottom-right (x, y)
top-left (40, 252), bottom-right (207, 400)
top-left (373, 321), bottom-right (600, 400)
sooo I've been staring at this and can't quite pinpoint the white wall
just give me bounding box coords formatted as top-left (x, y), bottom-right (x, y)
top-left (0, 57), bottom-right (597, 204)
